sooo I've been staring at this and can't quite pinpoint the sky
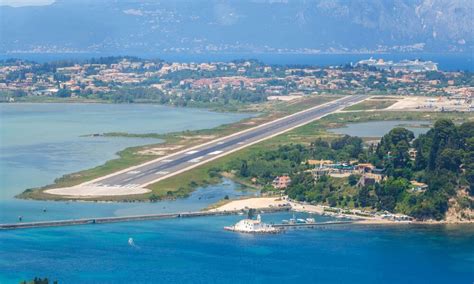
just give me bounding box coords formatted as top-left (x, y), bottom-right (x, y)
top-left (0, 0), bottom-right (54, 7)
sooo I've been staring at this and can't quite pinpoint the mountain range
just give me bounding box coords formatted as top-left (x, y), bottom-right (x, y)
top-left (0, 0), bottom-right (472, 55)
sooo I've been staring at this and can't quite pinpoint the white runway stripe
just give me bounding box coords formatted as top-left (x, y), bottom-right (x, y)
top-left (208, 150), bottom-right (223, 155)
top-left (123, 184), bottom-right (139, 188)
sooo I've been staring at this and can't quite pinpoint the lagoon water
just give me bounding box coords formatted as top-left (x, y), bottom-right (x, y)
top-left (329, 120), bottom-right (431, 138)
top-left (0, 104), bottom-right (473, 283)
top-left (0, 103), bottom-right (252, 222)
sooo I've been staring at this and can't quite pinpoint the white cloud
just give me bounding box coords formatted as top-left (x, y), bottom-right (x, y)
top-left (0, 0), bottom-right (55, 7)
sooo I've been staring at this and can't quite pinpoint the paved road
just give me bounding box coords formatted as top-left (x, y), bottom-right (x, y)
top-left (91, 95), bottom-right (367, 189)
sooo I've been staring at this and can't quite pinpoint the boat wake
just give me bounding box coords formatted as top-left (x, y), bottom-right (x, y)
top-left (128, 237), bottom-right (140, 249)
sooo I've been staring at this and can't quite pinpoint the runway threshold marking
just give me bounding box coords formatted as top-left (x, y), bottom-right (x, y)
top-left (122, 184), bottom-right (139, 188)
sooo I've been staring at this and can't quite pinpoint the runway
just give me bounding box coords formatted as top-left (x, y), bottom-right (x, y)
top-left (46, 95), bottom-right (367, 196)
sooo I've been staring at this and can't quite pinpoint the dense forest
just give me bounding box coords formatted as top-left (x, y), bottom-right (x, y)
top-left (227, 119), bottom-right (474, 220)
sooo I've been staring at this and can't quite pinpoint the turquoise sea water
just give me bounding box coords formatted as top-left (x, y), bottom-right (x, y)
top-left (1, 104), bottom-right (473, 283)
top-left (1, 213), bottom-right (473, 283)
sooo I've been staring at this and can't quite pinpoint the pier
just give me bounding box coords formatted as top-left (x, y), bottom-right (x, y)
top-left (0, 206), bottom-right (360, 231)
top-left (273, 220), bottom-right (355, 228)
top-left (0, 206), bottom-right (291, 230)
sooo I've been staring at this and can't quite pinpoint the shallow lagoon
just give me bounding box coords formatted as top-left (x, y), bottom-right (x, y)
top-left (329, 120), bottom-right (431, 138)
top-left (0, 103), bottom-right (253, 224)
top-left (0, 103), bottom-right (252, 200)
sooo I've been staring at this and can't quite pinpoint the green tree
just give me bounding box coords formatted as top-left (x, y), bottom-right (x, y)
top-left (428, 119), bottom-right (459, 170)
top-left (357, 186), bottom-right (371, 207)
top-left (239, 160), bottom-right (249, 177)
top-left (348, 174), bottom-right (360, 186)
top-left (55, 89), bottom-right (70, 98)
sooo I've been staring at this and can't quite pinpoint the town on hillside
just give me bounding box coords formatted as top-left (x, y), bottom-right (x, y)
top-left (0, 57), bottom-right (472, 107)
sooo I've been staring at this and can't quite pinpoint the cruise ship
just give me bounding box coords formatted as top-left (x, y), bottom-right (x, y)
top-left (356, 58), bottom-right (438, 72)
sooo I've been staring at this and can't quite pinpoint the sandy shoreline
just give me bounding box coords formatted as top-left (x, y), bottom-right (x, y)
top-left (44, 185), bottom-right (151, 197)
top-left (209, 196), bottom-right (474, 225)
top-left (208, 197), bottom-right (290, 212)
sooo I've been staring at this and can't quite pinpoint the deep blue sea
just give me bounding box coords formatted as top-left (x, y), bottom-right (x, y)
top-left (1, 53), bottom-right (472, 71)
top-left (1, 213), bottom-right (473, 283)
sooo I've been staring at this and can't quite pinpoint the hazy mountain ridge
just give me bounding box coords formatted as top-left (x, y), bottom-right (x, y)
top-left (0, 0), bottom-right (472, 54)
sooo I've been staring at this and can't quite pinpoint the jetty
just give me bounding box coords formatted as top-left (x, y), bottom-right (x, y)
top-left (273, 220), bottom-right (355, 228)
top-left (0, 205), bottom-right (360, 231)
top-left (0, 206), bottom-right (291, 231)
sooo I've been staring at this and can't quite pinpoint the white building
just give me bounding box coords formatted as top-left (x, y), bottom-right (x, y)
top-left (224, 215), bottom-right (280, 233)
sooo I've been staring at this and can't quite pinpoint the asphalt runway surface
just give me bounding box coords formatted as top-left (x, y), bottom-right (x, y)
top-left (92, 95), bottom-right (367, 189)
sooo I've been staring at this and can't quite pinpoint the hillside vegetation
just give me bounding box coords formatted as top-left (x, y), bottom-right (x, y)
top-left (227, 119), bottom-right (474, 221)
